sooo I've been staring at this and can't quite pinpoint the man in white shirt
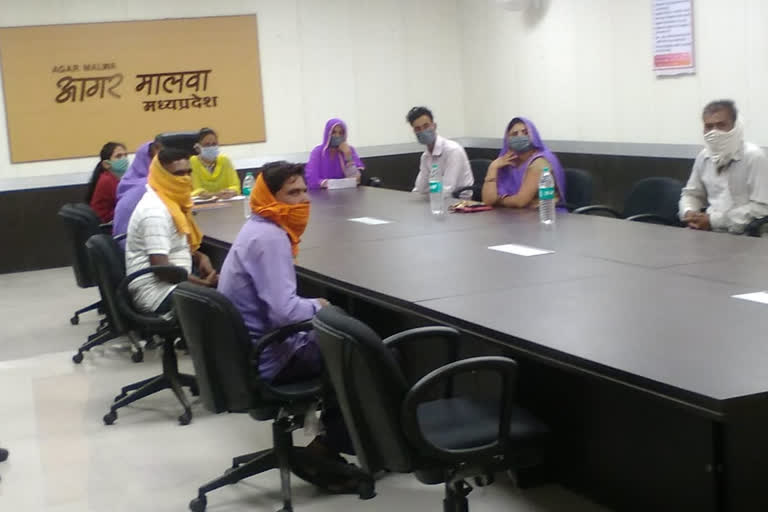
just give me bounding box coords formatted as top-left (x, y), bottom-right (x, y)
top-left (679, 99), bottom-right (768, 234)
top-left (126, 148), bottom-right (217, 315)
top-left (407, 106), bottom-right (474, 198)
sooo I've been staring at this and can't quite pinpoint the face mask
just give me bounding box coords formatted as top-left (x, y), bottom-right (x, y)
top-left (507, 135), bottom-right (531, 153)
top-left (200, 145), bottom-right (219, 161)
top-left (416, 128), bottom-right (436, 146)
top-left (110, 157), bottom-right (129, 176)
top-left (329, 135), bottom-right (345, 147)
top-left (704, 120), bottom-right (743, 167)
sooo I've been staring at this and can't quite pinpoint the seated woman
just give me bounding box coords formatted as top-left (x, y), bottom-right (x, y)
top-left (190, 127), bottom-right (241, 199)
top-left (86, 141), bottom-right (129, 223)
top-left (305, 118), bottom-right (364, 189)
top-left (482, 117), bottom-right (566, 208)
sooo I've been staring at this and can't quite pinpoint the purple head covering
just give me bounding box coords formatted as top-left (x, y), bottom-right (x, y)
top-left (305, 118), bottom-right (364, 189)
top-left (113, 140), bottom-right (153, 238)
top-left (496, 117), bottom-right (566, 204)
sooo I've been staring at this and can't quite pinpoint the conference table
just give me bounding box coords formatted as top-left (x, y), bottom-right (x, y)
top-left (196, 187), bottom-right (768, 512)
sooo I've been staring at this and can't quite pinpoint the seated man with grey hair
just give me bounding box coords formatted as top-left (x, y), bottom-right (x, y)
top-left (679, 99), bottom-right (768, 233)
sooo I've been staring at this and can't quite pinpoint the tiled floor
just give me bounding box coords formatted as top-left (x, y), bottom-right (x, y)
top-left (0, 267), bottom-right (610, 512)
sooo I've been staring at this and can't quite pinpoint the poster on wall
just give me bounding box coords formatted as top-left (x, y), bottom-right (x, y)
top-left (0, 15), bottom-right (265, 163)
top-left (652, 0), bottom-right (695, 76)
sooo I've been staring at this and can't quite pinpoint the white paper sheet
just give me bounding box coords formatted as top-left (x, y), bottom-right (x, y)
top-left (348, 217), bottom-right (391, 225)
top-left (488, 244), bottom-right (553, 257)
top-left (732, 292), bottom-right (768, 305)
top-left (326, 178), bottom-right (357, 190)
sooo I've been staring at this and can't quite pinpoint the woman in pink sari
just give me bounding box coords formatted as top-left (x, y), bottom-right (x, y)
top-left (482, 117), bottom-right (566, 208)
top-left (305, 118), bottom-right (365, 189)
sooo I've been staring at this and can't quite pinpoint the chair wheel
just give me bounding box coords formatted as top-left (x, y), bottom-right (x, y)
top-left (72, 352), bottom-right (84, 364)
top-left (178, 410), bottom-right (192, 426)
top-left (70, 315), bottom-right (79, 325)
top-left (358, 479), bottom-right (376, 500)
top-left (189, 495), bottom-right (207, 512)
top-left (103, 410), bottom-right (117, 425)
top-left (0, 448), bottom-right (8, 462)
top-left (131, 351), bottom-right (144, 363)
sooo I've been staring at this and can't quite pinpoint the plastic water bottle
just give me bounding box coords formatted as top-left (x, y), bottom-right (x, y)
top-left (538, 167), bottom-right (555, 225)
top-left (428, 163), bottom-right (445, 216)
top-left (242, 172), bottom-right (254, 219)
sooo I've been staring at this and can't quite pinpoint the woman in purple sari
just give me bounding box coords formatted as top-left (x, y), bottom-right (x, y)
top-left (112, 139), bottom-right (160, 238)
top-left (305, 118), bottom-right (365, 189)
top-left (482, 117), bottom-right (566, 208)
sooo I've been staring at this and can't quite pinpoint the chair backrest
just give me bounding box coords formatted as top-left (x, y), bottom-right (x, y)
top-left (57, 203), bottom-right (103, 288)
top-left (466, 159), bottom-right (491, 201)
top-left (156, 131), bottom-right (199, 154)
top-left (469, 159), bottom-right (491, 185)
top-left (313, 306), bottom-right (413, 474)
top-left (623, 177), bottom-right (683, 221)
top-left (84, 234), bottom-right (128, 334)
top-left (564, 168), bottom-right (593, 209)
top-left (172, 282), bottom-right (261, 414)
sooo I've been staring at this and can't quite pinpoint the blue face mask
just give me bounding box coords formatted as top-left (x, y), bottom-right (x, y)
top-left (416, 128), bottom-right (436, 146)
top-left (507, 135), bottom-right (531, 153)
top-left (200, 145), bottom-right (219, 161)
top-left (330, 135), bottom-right (344, 147)
top-left (109, 157), bottom-right (129, 176)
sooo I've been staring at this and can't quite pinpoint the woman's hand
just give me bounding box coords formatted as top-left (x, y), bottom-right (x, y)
top-left (217, 189), bottom-right (237, 200)
top-left (339, 142), bottom-right (352, 160)
top-left (194, 191), bottom-right (215, 200)
top-left (491, 151), bottom-right (517, 170)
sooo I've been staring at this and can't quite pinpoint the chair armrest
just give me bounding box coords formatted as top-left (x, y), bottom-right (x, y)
top-left (384, 327), bottom-right (461, 393)
top-left (625, 213), bottom-right (676, 226)
top-left (115, 265), bottom-right (189, 330)
top-left (452, 186), bottom-right (475, 199)
top-left (401, 356), bottom-right (519, 463)
top-left (113, 233), bottom-right (127, 242)
top-left (251, 320), bottom-right (319, 401)
top-left (367, 176), bottom-right (383, 188)
top-left (382, 326), bottom-right (460, 350)
top-left (99, 221), bottom-right (113, 234)
top-left (572, 205), bottom-right (622, 218)
top-left (746, 216), bottom-right (768, 237)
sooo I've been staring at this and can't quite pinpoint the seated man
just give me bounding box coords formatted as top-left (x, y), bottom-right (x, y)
top-left (218, 162), bottom-right (353, 486)
top-left (407, 106), bottom-right (474, 198)
top-left (680, 99), bottom-right (768, 233)
top-left (125, 148), bottom-right (217, 316)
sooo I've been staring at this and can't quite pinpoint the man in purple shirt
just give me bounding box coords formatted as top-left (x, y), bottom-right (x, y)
top-left (218, 162), bottom-right (328, 381)
top-left (218, 162), bottom-right (359, 489)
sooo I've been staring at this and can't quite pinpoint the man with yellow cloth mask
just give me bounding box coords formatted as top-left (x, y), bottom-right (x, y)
top-left (218, 163), bottom-right (358, 488)
top-left (126, 148), bottom-right (218, 316)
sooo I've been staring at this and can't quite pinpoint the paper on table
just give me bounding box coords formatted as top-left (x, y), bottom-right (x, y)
top-left (488, 244), bottom-right (553, 257)
top-left (326, 178), bottom-right (357, 190)
top-left (348, 217), bottom-right (391, 225)
top-left (732, 292), bottom-right (768, 305)
top-left (220, 195), bottom-right (245, 202)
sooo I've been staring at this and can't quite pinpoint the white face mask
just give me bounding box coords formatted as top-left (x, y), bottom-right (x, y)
top-left (704, 120), bottom-right (743, 167)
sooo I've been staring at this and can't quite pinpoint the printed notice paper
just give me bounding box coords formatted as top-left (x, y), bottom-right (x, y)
top-left (488, 244), bottom-right (553, 257)
top-left (653, 0), bottom-right (695, 76)
top-left (348, 217), bottom-right (391, 225)
top-left (732, 292), bottom-right (768, 305)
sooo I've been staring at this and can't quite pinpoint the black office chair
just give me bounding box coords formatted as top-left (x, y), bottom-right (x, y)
top-left (85, 234), bottom-right (197, 425)
top-left (574, 177), bottom-right (683, 225)
top-left (562, 168), bottom-right (594, 211)
top-left (454, 158), bottom-right (492, 201)
top-left (312, 306), bottom-right (549, 512)
top-left (57, 203), bottom-right (110, 325)
top-left (172, 283), bottom-right (373, 512)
